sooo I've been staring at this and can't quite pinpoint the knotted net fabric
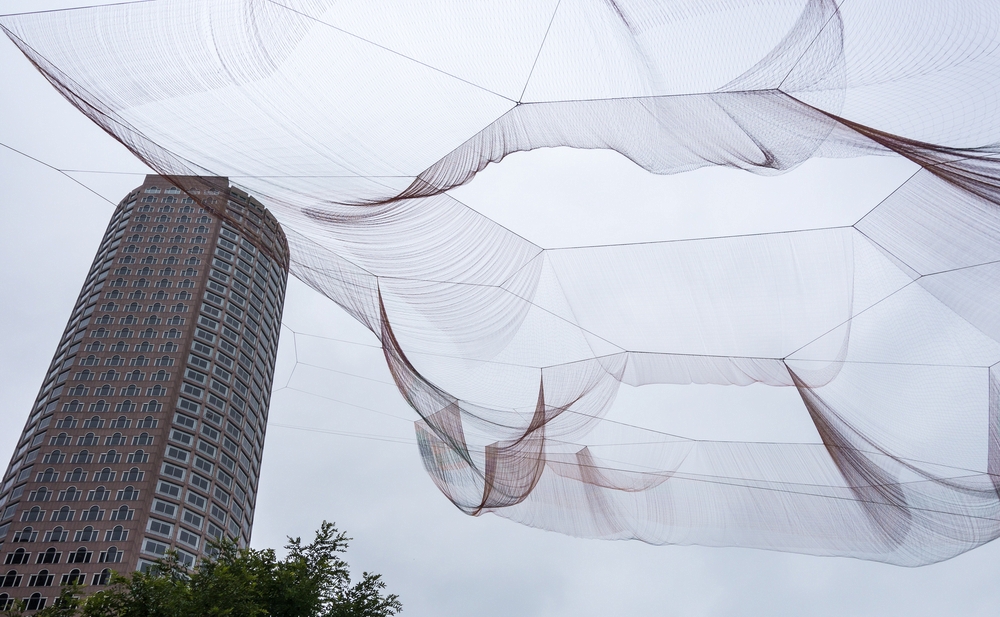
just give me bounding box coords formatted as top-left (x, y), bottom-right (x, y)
top-left (5, 0), bottom-right (1000, 565)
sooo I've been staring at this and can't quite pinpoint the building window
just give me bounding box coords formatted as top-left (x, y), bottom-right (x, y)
top-left (78, 433), bottom-right (99, 446)
top-left (93, 569), bottom-right (112, 586)
top-left (95, 384), bottom-right (115, 396)
top-left (177, 529), bottom-right (200, 549)
top-left (105, 526), bottom-right (127, 542)
top-left (67, 384), bottom-right (89, 397)
top-left (35, 548), bottom-right (59, 565)
top-left (79, 508), bottom-right (103, 527)
top-left (99, 547), bottom-right (123, 563)
top-left (98, 450), bottom-right (121, 464)
top-left (75, 525), bottom-right (99, 541)
top-left (35, 469), bottom-right (58, 483)
top-left (147, 519), bottom-right (172, 537)
top-left (50, 432), bottom-right (71, 445)
top-left (43, 528), bottom-right (67, 544)
top-left (182, 509), bottom-right (204, 529)
top-left (50, 507), bottom-right (74, 522)
top-left (28, 488), bottom-right (51, 503)
top-left (61, 569), bottom-right (85, 585)
top-left (25, 592), bottom-right (45, 610)
top-left (189, 473), bottom-right (211, 492)
top-left (123, 467), bottom-right (144, 482)
top-left (41, 451), bottom-right (64, 465)
top-left (27, 569), bottom-right (52, 587)
top-left (156, 481), bottom-right (181, 499)
top-left (67, 548), bottom-right (91, 564)
top-left (58, 486), bottom-right (80, 502)
top-left (21, 508), bottom-right (43, 523)
top-left (0, 570), bottom-right (22, 588)
top-left (110, 505), bottom-right (134, 521)
top-left (142, 539), bottom-right (168, 558)
top-left (106, 433), bottom-right (127, 446)
top-left (121, 384), bottom-right (140, 396)
top-left (152, 499), bottom-right (178, 518)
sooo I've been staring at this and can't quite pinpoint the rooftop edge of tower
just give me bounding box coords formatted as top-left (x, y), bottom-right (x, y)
top-left (123, 176), bottom-right (290, 273)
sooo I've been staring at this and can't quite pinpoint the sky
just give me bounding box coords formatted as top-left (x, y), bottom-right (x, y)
top-left (2, 2), bottom-right (1000, 616)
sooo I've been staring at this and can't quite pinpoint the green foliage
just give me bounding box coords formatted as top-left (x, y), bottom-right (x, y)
top-left (2, 522), bottom-right (400, 617)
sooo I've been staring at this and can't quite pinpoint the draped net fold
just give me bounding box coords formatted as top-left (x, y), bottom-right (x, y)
top-left (6, 0), bottom-right (1000, 565)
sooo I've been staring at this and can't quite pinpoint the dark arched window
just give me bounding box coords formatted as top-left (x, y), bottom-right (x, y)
top-left (28, 570), bottom-right (52, 587)
top-left (111, 505), bottom-right (134, 521)
top-left (36, 548), bottom-right (59, 565)
top-left (106, 526), bottom-right (127, 542)
top-left (95, 467), bottom-right (115, 482)
top-left (79, 432), bottom-right (99, 446)
top-left (62, 569), bottom-right (85, 585)
top-left (25, 592), bottom-right (44, 610)
top-left (45, 527), bottom-right (67, 543)
top-left (76, 525), bottom-right (100, 541)
top-left (51, 506), bottom-right (74, 522)
top-left (3, 549), bottom-right (28, 566)
top-left (0, 570), bottom-right (20, 587)
top-left (68, 547), bottom-right (91, 564)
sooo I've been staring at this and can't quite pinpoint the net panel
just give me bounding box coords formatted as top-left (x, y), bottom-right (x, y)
top-left (4, 0), bottom-right (1000, 565)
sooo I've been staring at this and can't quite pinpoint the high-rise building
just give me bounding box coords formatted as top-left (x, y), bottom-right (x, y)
top-left (0, 176), bottom-right (289, 611)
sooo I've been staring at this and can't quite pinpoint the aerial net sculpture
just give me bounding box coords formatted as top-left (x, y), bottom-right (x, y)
top-left (5, 0), bottom-right (1000, 566)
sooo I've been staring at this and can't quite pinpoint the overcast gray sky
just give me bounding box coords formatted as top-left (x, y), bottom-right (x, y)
top-left (3, 2), bottom-right (1000, 616)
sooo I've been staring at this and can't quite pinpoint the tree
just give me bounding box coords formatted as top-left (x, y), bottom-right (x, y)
top-left (1, 522), bottom-right (401, 617)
